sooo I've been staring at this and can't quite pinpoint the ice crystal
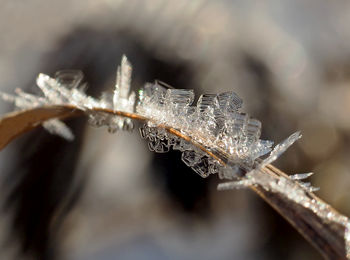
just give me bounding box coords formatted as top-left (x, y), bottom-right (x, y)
top-left (290, 172), bottom-right (314, 180)
top-left (136, 80), bottom-right (292, 178)
top-left (111, 55), bottom-right (135, 132)
top-left (260, 131), bottom-right (302, 168)
top-left (42, 119), bottom-right (74, 141)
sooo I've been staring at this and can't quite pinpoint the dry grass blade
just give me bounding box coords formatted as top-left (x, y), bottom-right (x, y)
top-left (256, 165), bottom-right (347, 259)
top-left (0, 105), bottom-right (348, 259)
top-left (0, 105), bottom-right (82, 150)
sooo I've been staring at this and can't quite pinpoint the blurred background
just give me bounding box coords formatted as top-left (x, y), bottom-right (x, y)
top-left (1, 0), bottom-right (350, 259)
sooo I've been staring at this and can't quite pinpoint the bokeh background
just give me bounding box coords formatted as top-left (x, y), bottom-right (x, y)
top-left (1, 0), bottom-right (350, 259)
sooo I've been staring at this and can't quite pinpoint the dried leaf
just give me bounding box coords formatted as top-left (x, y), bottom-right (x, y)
top-left (0, 105), bottom-right (83, 150)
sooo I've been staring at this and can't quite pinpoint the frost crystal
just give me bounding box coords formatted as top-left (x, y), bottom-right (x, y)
top-left (260, 131), bottom-right (302, 168)
top-left (0, 55), bottom-right (299, 177)
top-left (42, 119), bottom-right (74, 141)
top-left (290, 172), bottom-right (314, 180)
top-left (136, 80), bottom-right (294, 178)
top-left (110, 55), bottom-right (135, 132)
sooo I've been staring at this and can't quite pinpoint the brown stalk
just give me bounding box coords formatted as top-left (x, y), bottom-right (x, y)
top-left (0, 105), bottom-right (348, 259)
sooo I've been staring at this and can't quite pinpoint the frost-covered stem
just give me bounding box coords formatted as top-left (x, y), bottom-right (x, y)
top-left (0, 103), bottom-right (348, 259)
top-left (91, 107), bottom-right (350, 259)
top-left (1, 102), bottom-right (348, 259)
top-left (255, 165), bottom-right (347, 259)
top-left (1, 58), bottom-right (349, 258)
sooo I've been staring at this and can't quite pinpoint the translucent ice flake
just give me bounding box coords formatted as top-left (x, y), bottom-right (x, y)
top-left (37, 74), bottom-right (70, 104)
top-left (229, 113), bottom-right (249, 135)
top-left (165, 89), bottom-right (194, 116)
top-left (249, 140), bottom-right (273, 160)
top-left (217, 91), bottom-right (242, 114)
top-left (289, 172), bottom-right (320, 192)
top-left (181, 150), bottom-right (201, 167)
top-left (14, 89), bottom-right (47, 107)
top-left (260, 131), bottom-right (302, 167)
top-left (42, 119), bottom-right (74, 140)
top-left (290, 172), bottom-right (314, 180)
top-left (0, 90), bottom-right (46, 109)
top-left (197, 94), bottom-right (218, 114)
top-left (246, 118), bottom-right (262, 143)
top-left (182, 150), bottom-right (221, 178)
top-left (136, 82), bottom-right (168, 123)
top-left (54, 70), bottom-right (84, 89)
top-left (37, 73), bottom-right (98, 110)
top-left (195, 94), bottom-right (221, 135)
top-left (139, 124), bottom-right (170, 153)
top-left (165, 89), bottom-right (194, 106)
top-left (148, 138), bottom-right (170, 153)
top-left (191, 156), bottom-right (210, 178)
top-left (88, 112), bottom-right (110, 128)
top-left (218, 163), bottom-right (240, 180)
top-left (110, 56), bottom-right (136, 131)
top-left (143, 82), bottom-right (167, 106)
top-left (217, 178), bottom-right (254, 190)
top-left (308, 186), bottom-right (320, 192)
top-left (115, 55), bottom-right (132, 99)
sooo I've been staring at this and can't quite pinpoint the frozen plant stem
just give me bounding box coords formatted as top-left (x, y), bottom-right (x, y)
top-left (84, 108), bottom-right (350, 259)
top-left (0, 56), bottom-right (349, 259)
top-left (253, 165), bottom-right (349, 259)
top-left (0, 105), bottom-right (348, 259)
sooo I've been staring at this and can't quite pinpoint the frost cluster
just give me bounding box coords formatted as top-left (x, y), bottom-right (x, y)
top-left (0, 55), bottom-right (300, 179)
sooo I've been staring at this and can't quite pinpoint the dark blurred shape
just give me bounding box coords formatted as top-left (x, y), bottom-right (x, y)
top-left (152, 150), bottom-right (210, 215)
top-left (3, 119), bottom-right (86, 260)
